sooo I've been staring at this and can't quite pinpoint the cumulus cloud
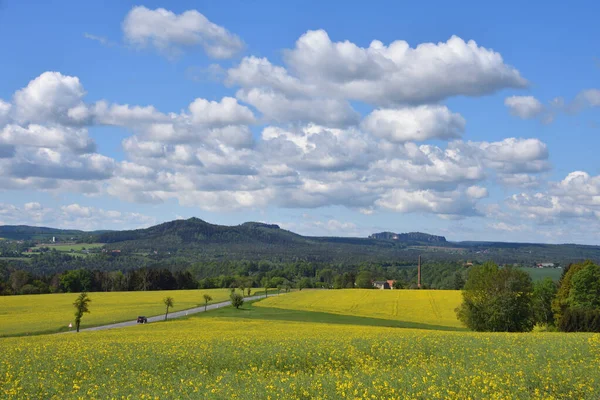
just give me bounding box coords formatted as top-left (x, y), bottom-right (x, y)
top-left (362, 105), bottom-right (465, 142)
top-left (0, 60), bottom-right (547, 220)
top-left (507, 89), bottom-right (600, 124)
top-left (454, 137), bottom-right (550, 174)
top-left (13, 72), bottom-right (86, 125)
top-left (236, 88), bottom-right (359, 127)
top-left (507, 171), bottom-right (600, 223)
top-left (375, 187), bottom-right (483, 219)
top-left (504, 96), bottom-right (544, 119)
top-left (0, 202), bottom-right (156, 230)
top-left (122, 6), bottom-right (244, 58)
top-left (0, 124), bottom-right (95, 153)
top-left (229, 30), bottom-right (527, 107)
top-left (188, 97), bottom-right (255, 126)
top-left (0, 100), bottom-right (11, 127)
top-left (92, 101), bottom-right (170, 126)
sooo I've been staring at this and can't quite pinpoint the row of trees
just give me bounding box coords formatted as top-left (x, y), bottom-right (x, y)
top-left (72, 290), bottom-right (249, 333)
top-left (0, 260), bottom-right (467, 296)
top-left (456, 261), bottom-right (600, 332)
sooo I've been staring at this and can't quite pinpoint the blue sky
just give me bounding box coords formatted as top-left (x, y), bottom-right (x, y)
top-left (0, 0), bottom-right (599, 243)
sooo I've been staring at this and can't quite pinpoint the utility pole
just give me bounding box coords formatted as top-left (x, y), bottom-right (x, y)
top-left (417, 255), bottom-right (422, 289)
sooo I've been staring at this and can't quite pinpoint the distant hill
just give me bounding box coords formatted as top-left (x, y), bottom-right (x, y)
top-left (0, 225), bottom-right (112, 241)
top-left (369, 231), bottom-right (447, 244)
top-left (96, 218), bottom-right (311, 248)
top-left (3, 218), bottom-right (600, 266)
top-left (92, 218), bottom-right (414, 262)
top-left (0, 225), bottom-right (86, 241)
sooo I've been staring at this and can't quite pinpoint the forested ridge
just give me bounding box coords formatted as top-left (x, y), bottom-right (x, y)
top-left (0, 217), bottom-right (596, 295)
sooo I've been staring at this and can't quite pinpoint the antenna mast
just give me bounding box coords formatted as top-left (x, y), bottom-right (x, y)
top-left (417, 255), bottom-right (422, 289)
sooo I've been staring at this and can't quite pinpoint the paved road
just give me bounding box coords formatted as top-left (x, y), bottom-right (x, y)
top-left (75, 293), bottom-right (276, 333)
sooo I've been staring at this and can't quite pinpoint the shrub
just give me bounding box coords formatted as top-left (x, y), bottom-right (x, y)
top-left (230, 293), bottom-right (244, 309)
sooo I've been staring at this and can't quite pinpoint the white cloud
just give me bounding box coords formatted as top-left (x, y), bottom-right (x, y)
top-left (454, 137), bottom-right (550, 174)
top-left (188, 97), bottom-right (255, 126)
top-left (13, 71), bottom-right (86, 125)
top-left (467, 185), bottom-right (489, 199)
top-left (92, 101), bottom-right (170, 126)
top-left (375, 187), bottom-right (482, 218)
top-left (568, 88), bottom-right (600, 113)
top-left (0, 70), bottom-right (551, 220)
top-left (362, 105), bottom-right (465, 142)
top-left (507, 171), bottom-right (600, 223)
top-left (0, 100), bottom-right (11, 127)
top-left (275, 30), bottom-right (526, 105)
top-left (237, 88), bottom-right (359, 127)
top-left (497, 173), bottom-right (541, 189)
top-left (488, 222), bottom-right (529, 232)
top-left (122, 6), bottom-right (244, 58)
top-left (504, 96), bottom-right (544, 119)
top-left (0, 202), bottom-right (156, 230)
top-left (83, 33), bottom-right (115, 47)
top-left (0, 124), bottom-right (95, 153)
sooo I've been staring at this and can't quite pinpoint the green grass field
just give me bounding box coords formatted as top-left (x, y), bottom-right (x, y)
top-left (0, 291), bottom-right (599, 399)
top-left (519, 267), bottom-right (563, 281)
top-left (0, 289), bottom-right (239, 337)
top-left (34, 243), bottom-right (104, 252)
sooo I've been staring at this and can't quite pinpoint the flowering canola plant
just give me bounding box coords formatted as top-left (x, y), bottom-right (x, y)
top-left (1, 296), bottom-right (599, 399)
top-left (258, 289), bottom-right (464, 329)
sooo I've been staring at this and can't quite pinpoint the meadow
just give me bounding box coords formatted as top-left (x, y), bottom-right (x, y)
top-left (1, 290), bottom-right (598, 399)
top-left (34, 243), bottom-right (105, 252)
top-left (0, 289), bottom-right (235, 337)
top-left (519, 267), bottom-right (563, 281)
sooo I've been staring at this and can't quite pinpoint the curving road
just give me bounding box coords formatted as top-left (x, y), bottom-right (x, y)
top-left (75, 292), bottom-right (277, 333)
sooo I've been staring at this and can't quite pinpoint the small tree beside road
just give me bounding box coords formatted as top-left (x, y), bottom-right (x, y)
top-left (73, 292), bottom-right (91, 333)
top-left (163, 297), bottom-right (174, 320)
top-left (203, 294), bottom-right (212, 311)
top-left (230, 292), bottom-right (244, 309)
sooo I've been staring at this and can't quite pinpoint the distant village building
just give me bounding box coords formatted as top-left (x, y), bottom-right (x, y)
top-left (537, 263), bottom-right (555, 268)
top-left (372, 280), bottom-right (396, 290)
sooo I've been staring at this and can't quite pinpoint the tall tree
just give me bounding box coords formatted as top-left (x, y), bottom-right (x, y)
top-left (355, 271), bottom-right (373, 289)
top-left (73, 292), bottom-right (91, 333)
top-left (163, 297), bottom-right (174, 321)
top-left (533, 277), bottom-right (558, 326)
top-left (456, 262), bottom-right (534, 332)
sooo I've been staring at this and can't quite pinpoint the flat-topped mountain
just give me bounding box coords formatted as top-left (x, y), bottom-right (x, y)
top-left (369, 231), bottom-right (447, 244)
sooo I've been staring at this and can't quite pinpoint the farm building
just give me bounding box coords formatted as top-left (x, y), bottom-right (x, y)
top-left (537, 263), bottom-right (555, 268)
top-left (373, 280), bottom-right (396, 289)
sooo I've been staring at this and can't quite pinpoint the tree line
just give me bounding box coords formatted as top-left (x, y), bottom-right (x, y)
top-left (0, 259), bottom-right (466, 295)
top-left (456, 260), bottom-right (600, 332)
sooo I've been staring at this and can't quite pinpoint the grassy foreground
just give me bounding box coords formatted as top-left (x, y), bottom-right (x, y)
top-left (0, 289), bottom-right (236, 336)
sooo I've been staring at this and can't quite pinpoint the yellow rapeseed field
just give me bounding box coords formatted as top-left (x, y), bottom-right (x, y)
top-left (1, 315), bottom-right (599, 399)
top-left (257, 289), bottom-right (463, 329)
top-left (0, 289), bottom-right (233, 336)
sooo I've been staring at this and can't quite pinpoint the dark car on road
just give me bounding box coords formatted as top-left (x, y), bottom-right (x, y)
top-left (137, 316), bottom-right (148, 324)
